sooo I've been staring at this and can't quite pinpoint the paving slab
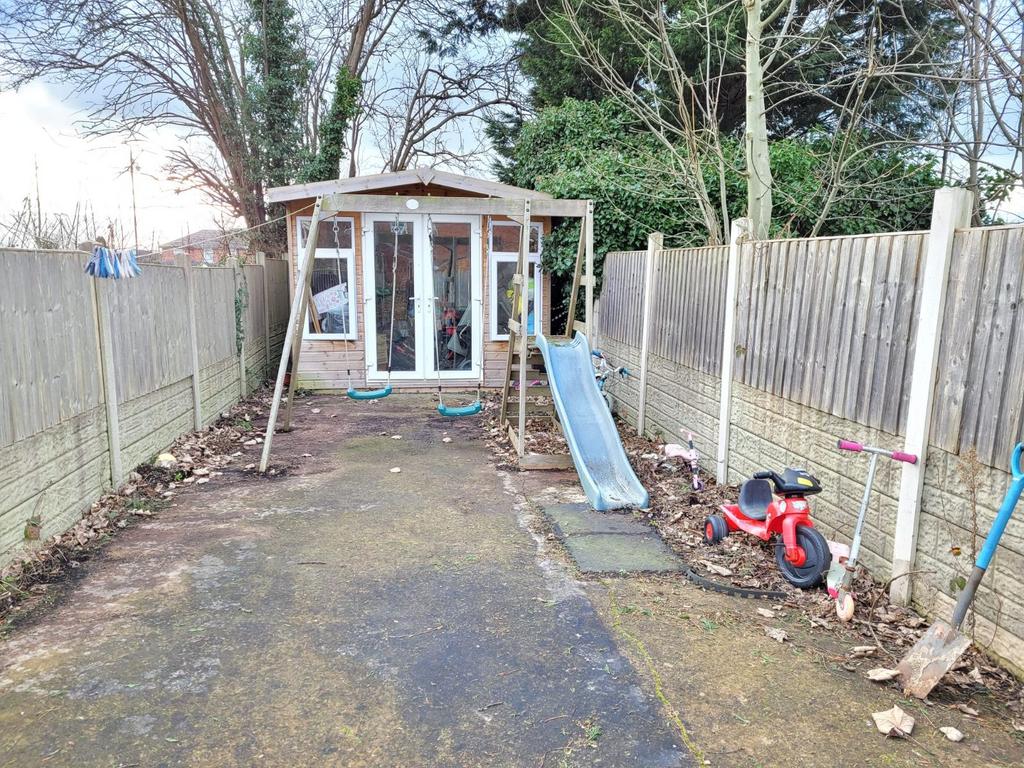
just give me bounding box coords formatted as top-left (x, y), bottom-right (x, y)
top-left (562, 532), bottom-right (685, 574)
top-left (0, 396), bottom-right (691, 768)
top-left (544, 502), bottom-right (651, 536)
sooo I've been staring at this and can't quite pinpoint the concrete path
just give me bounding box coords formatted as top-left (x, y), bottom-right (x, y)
top-left (0, 396), bottom-right (689, 767)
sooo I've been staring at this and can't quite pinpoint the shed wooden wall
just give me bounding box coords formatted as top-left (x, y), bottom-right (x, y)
top-left (284, 187), bottom-right (552, 391)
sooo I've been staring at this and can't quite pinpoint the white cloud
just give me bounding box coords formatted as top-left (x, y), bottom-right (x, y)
top-left (0, 82), bottom-right (228, 248)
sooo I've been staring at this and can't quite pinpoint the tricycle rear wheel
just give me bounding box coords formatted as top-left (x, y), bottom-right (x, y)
top-left (775, 525), bottom-right (831, 589)
top-left (703, 515), bottom-right (728, 544)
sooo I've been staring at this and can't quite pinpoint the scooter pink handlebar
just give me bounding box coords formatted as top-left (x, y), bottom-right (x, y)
top-left (837, 439), bottom-right (917, 464)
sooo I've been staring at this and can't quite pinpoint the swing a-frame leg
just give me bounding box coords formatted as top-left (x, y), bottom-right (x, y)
top-left (260, 196), bottom-right (324, 473)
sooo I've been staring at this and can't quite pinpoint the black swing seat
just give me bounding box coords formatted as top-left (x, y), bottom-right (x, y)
top-left (738, 478), bottom-right (774, 521)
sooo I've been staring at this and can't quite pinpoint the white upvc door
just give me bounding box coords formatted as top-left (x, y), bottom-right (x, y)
top-left (423, 214), bottom-right (482, 381)
top-left (362, 214), bottom-right (482, 382)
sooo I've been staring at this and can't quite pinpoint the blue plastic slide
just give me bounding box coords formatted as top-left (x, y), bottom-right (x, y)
top-left (535, 332), bottom-right (649, 511)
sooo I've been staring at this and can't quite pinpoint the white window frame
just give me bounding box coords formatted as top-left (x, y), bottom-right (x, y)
top-left (296, 215), bottom-right (358, 341)
top-left (489, 221), bottom-right (543, 341)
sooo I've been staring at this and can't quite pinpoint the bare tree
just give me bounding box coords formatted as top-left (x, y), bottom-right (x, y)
top-left (0, 0), bottom-right (270, 230)
top-left (369, 40), bottom-right (523, 172)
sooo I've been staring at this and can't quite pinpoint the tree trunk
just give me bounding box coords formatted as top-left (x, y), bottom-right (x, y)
top-left (744, 0), bottom-right (772, 239)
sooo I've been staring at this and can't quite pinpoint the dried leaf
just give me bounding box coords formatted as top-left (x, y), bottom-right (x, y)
top-left (865, 668), bottom-right (901, 682)
top-left (756, 608), bottom-right (776, 619)
top-left (956, 704), bottom-right (979, 717)
top-left (872, 705), bottom-right (915, 737)
top-left (764, 627), bottom-right (788, 643)
top-left (851, 645), bottom-right (877, 657)
top-left (700, 560), bottom-right (733, 577)
top-left (938, 726), bottom-right (964, 742)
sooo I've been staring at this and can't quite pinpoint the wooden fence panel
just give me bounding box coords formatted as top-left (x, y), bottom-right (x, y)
top-left (193, 267), bottom-right (238, 367)
top-left (648, 246), bottom-right (729, 374)
top-left (242, 264), bottom-right (267, 346)
top-left (597, 251), bottom-right (647, 347)
top-left (108, 265), bottom-right (192, 403)
top-left (931, 225), bottom-right (1024, 465)
top-left (265, 258), bottom-right (291, 360)
top-left (0, 250), bottom-right (103, 447)
top-left (734, 232), bottom-right (926, 434)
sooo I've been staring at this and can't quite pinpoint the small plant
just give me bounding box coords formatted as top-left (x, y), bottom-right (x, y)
top-left (583, 720), bottom-right (602, 743)
top-left (699, 617), bottom-right (718, 633)
top-left (23, 515), bottom-right (42, 541)
top-left (234, 417), bottom-right (254, 432)
top-left (126, 498), bottom-right (152, 511)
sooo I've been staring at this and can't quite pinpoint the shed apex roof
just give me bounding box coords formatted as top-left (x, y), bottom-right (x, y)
top-left (266, 167), bottom-right (552, 204)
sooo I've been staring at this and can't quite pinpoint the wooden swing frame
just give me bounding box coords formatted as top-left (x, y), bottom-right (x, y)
top-left (259, 193), bottom-right (593, 473)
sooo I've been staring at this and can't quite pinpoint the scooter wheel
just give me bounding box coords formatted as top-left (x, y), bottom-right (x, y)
top-left (775, 525), bottom-right (831, 589)
top-left (703, 515), bottom-right (728, 545)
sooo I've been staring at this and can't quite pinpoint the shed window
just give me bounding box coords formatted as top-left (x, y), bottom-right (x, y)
top-left (297, 216), bottom-right (356, 339)
top-left (490, 221), bottom-right (542, 340)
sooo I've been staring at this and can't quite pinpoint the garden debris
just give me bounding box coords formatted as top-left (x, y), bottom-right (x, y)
top-left (764, 627), bottom-right (788, 643)
top-left (938, 726), bottom-right (964, 742)
top-left (154, 453), bottom-right (177, 468)
top-left (872, 705), bottom-right (915, 737)
top-left (390, 467), bottom-right (402, 473)
top-left (866, 668), bottom-right (901, 682)
top-left (756, 607), bottom-right (776, 619)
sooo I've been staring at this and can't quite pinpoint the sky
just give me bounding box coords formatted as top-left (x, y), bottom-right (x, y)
top-left (3, 77), bottom-right (1022, 248)
top-left (0, 81), bottom-right (221, 249)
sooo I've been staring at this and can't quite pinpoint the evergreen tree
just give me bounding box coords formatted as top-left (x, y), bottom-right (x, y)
top-left (300, 68), bottom-right (362, 182)
top-left (244, 0), bottom-right (309, 248)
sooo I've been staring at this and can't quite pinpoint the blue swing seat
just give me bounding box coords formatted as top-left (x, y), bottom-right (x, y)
top-left (347, 385), bottom-right (392, 401)
top-left (437, 401), bottom-right (483, 418)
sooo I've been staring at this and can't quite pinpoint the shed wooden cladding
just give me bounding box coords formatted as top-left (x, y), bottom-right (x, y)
top-left (930, 225), bottom-right (1024, 466)
top-left (734, 232), bottom-right (928, 437)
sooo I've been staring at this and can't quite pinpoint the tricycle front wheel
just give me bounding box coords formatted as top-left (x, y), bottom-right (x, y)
top-left (775, 525), bottom-right (831, 589)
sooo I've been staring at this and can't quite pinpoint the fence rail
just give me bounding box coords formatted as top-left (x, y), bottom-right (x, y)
top-left (0, 250), bottom-right (290, 568)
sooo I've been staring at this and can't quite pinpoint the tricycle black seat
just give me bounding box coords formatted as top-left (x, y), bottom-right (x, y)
top-left (739, 478), bottom-right (773, 521)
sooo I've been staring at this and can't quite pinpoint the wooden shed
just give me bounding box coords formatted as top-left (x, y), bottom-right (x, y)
top-left (268, 168), bottom-right (568, 392)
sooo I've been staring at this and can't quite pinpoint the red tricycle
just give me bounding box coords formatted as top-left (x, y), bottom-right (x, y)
top-left (704, 467), bottom-right (832, 588)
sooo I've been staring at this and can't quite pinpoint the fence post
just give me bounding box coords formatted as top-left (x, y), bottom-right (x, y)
top-left (890, 187), bottom-right (974, 605)
top-left (176, 253), bottom-right (203, 430)
top-left (229, 256), bottom-right (247, 399)
top-left (255, 251), bottom-right (271, 379)
top-left (716, 218), bottom-right (750, 484)
top-left (92, 279), bottom-right (123, 487)
top-left (636, 232), bottom-right (663, 436)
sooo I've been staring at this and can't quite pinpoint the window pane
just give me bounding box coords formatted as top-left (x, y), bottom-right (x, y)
top-left (431, 221), bottom-right (474, 372)
top-left (300, 218), bottom-right (352, 250)
top-left (308, 256), bottom-right (351, 335)
top-left (495, 261), bottom-right (539, 336)
top-left (373, 220), bottom-right (416, 372)
top-left (491, 222), bottom-right (540, 254)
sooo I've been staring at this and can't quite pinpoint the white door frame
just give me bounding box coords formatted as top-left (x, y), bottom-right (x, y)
top-left (361, 213), bottom-right (482, 382)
